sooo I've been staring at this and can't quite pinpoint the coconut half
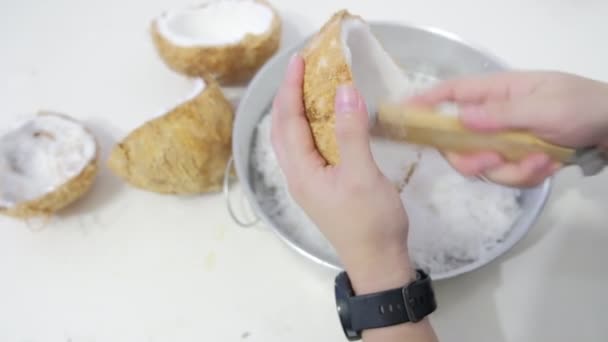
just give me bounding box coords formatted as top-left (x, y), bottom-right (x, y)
top-left (301, 10), bottom-right (410, 165)
top-left (0, 113), bottom-right (98, 218)
top-left (107, 77), bottom-right (234, 194)
top-left (151, 0), bottom-right (282, 85)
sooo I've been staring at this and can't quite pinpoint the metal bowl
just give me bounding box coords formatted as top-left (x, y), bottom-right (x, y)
top-left (231, 22), bottom-right (551, 280)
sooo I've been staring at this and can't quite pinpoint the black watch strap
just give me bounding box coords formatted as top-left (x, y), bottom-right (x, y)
top-left (349, 270), bottom-right (436, 332)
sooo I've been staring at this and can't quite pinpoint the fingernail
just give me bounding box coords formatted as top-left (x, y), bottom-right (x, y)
top-left (335, 84), bottom-right (361, 114)
top-left (287, 53), bottom-right (299, 71)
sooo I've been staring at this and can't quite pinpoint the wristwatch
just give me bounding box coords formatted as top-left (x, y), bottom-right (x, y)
top-left (334, 269), bottom-right (437, 341)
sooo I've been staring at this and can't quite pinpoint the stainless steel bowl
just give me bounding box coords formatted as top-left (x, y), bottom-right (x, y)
top-left (230, 22), bottom-right (551, 280)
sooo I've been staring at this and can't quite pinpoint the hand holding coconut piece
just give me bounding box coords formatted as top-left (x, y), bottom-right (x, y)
top-left (0, 113), bottom-right (98, 218)
top-left (151, 0), bottom-right (282, 85)
top-left (107, 77), bottom-right (233, 194)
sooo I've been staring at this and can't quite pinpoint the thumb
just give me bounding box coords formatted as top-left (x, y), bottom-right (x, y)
top-left (460, 100), bottom-right (532, 132)
top-left (334, 84), bottom-right (375, 170)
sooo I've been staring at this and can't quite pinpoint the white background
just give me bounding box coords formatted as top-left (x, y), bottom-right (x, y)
top-left (1, 0), bottom-right (607, 341)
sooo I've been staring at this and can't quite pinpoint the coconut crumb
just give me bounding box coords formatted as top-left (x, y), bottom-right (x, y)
top-left (398, 161), bottom-right (418, 191)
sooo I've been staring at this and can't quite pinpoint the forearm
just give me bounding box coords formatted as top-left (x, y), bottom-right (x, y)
top-left (363, 319), bottom-right (437, 342)
top-left (343, 248), bottom-right (439, 342)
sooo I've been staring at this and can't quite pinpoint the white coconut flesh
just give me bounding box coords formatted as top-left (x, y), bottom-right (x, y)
top-left (178, 77), bottom-right (206, 103)
top-left (340, 19), bottom-right (459, 118)
top-left (150, 78), bottom-right (206, 118)
top-left (340, 18), bottom-right (412, 119)
top-left (0, 115), bottom-right (96, 209)
top-left (338, 19), bottom-right (428, 185)
top-left (157, 0), bottom-right (274, 47)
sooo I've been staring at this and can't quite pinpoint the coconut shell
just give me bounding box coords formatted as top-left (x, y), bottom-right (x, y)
top-left (0, 113), bottom-right (99, 218)
top-left (301, 10), bottom-right (361, 165)
top-left (151, 0), bottom-right (282, 85)
top-left (1, 160), bottom-right (98, 218)
top-left (107, 78), bottom-right (233, 194)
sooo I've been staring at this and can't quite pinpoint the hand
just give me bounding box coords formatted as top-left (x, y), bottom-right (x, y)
top-left (411, 71), bottom-right (608, 187)
top-left (271, 54), bottom-right (438, 342)
top-left (271, 55), bottom-right (413, 292)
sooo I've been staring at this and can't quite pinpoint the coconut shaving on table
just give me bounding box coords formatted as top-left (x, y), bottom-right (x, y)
top-left (251, 75), bottom-right (522, 275)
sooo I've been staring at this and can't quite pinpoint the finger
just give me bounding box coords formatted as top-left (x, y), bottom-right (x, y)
top-left (482, 153), bottom-right (557, 187)
top-left (271, 54), bottom-right (325, 176)
top-left (333, 84), bottom-right (376, 173)
top-left (459, 100), bottom-right (535, 132)
top-left (408, 72), bottom-right (518, 106)
top-left (444, 151), bottom-right (505, 176)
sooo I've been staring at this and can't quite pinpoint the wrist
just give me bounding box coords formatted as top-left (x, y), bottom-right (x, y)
top-left (341, 245), bottom-right (415, 295)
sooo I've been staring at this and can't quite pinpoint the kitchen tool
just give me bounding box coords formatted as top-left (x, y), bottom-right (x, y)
top-left (374, 103), bottom-right (608, 176)
top-left (228, 22), bottom-right (552, 280)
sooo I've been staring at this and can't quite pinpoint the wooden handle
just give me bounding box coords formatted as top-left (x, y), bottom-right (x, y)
top-left (377, 103), bottom-right (575, 163)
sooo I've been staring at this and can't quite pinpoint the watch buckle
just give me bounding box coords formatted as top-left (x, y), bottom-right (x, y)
top-left (402, 287), bottom-right (421, 323)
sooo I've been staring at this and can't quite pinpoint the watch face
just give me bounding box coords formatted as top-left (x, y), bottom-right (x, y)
top-left (335, 273), bottom-right (359, 341)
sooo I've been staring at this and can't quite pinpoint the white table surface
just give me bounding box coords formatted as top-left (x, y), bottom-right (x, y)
top-left (1, 0), bottom-right (607, 341)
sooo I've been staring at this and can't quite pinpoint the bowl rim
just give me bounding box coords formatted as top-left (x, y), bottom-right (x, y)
top-left (233, 20), bottom-right (553, 280)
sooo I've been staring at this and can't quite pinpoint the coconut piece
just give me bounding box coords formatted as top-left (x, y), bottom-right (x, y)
top-left (107, 77), bottom-right (233, 194)
top-left (0, 113), bottom-right (98, 218)
top-left (301, 10), bottom-right (409, 165)
top-left (151, 0), bottom-right (282, 85)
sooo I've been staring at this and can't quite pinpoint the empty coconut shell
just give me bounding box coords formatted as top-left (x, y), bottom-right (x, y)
top-left (107, 77), bottom-right (233, 194)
